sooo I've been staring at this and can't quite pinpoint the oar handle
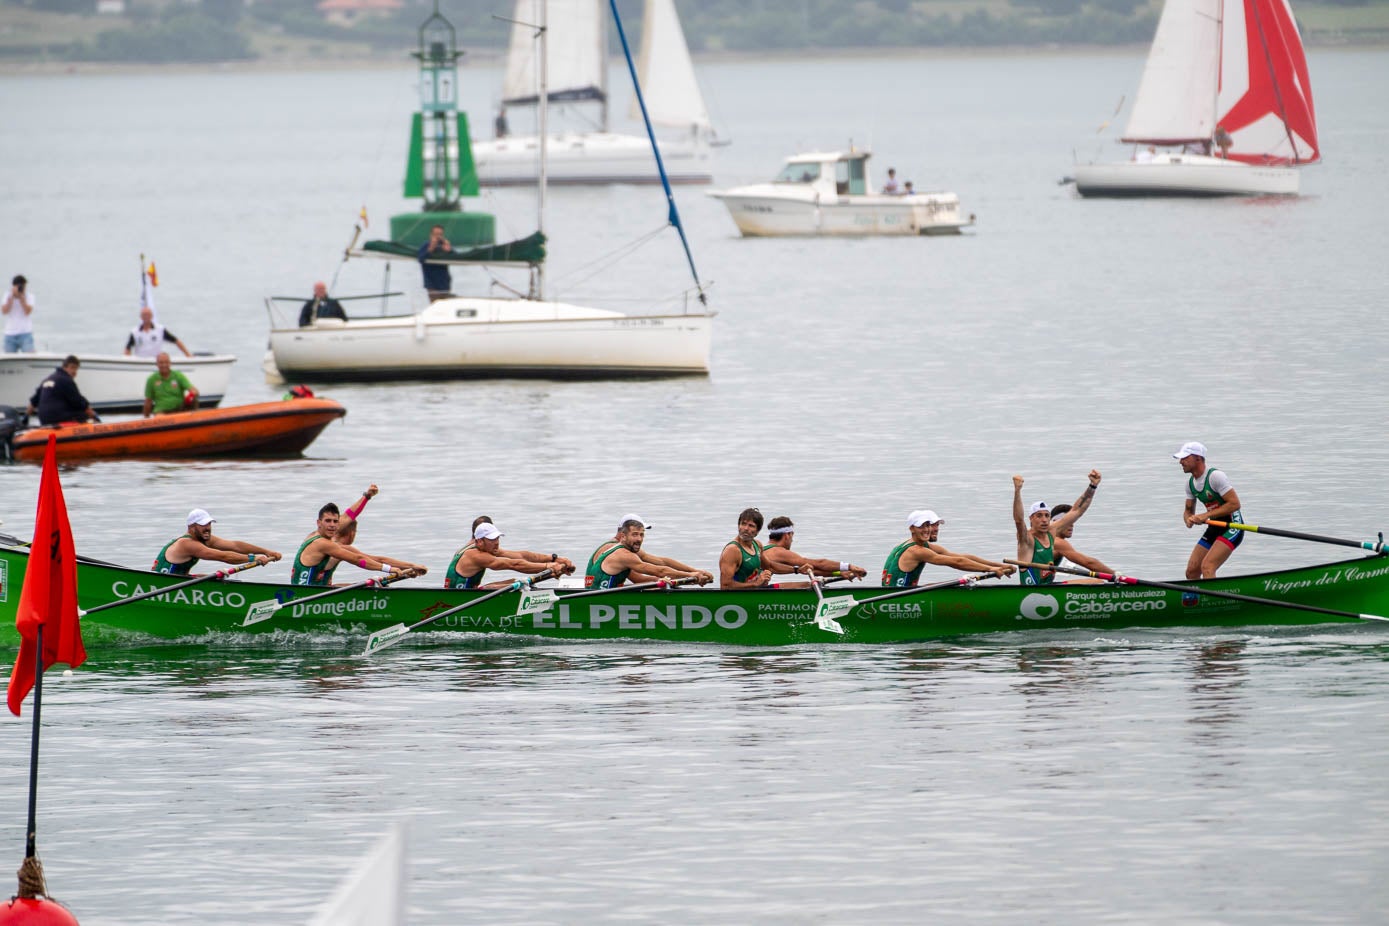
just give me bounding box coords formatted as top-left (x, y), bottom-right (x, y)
top-left (1206, 521), bottom-right (1389, 555)
top-left (81, 558), bottom-right (265, 617)
top-left (852, 573), bottom-right (996, 608)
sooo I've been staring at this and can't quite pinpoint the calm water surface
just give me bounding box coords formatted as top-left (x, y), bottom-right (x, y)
top-left (2, 48), bottom-right (1388, 923)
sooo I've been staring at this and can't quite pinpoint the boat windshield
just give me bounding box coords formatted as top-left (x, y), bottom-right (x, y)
top-left (774, 163), bottom-right (820, 184)
top-left (836, 158), bottom-right (868, 195)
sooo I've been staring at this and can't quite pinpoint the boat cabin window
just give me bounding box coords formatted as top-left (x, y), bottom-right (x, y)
top-left (455, 308), bottom-right (477, 318)
top-left (836, 158), bottom-right (867, 195)
top-left (774, 163), bottom-right (820, 184)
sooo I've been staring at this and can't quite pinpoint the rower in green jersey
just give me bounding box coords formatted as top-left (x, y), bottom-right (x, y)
top-left (584, 513), bottom-right (713, 590)
top-left (292, 501), bottom-right (427, 587)
top-left (881, 509), bottom-right (1014, 587)
top-left (1011, 471), bottom-right (1109, 585)
top-left (760, 516), bottom-right (868, 585)
top-left (718, 507), bottom-right (773, 589)
top-left (1174, 441), bottom-right (1245, 579)
top-left (444, 521), bottom-right (575, 589)
top-left (152, 507), bottom-right (280, 575)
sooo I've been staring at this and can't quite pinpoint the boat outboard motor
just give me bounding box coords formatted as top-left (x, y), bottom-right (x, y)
top-left (0, 405), bottom-right (26, 463)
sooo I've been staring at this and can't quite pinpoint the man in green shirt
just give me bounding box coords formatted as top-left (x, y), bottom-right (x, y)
top-left (143, 351), bottom-right (199, 416)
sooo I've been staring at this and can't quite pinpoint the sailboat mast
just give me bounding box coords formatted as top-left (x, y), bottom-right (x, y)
top-left (599, 0), bottom-right (610, 132)
top-left (1212, 0), bottom-right (1224, 142)
top-left (536, 0), bottom-right (548, 300)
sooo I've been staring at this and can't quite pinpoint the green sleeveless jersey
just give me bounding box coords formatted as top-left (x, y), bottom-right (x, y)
top-left (291, 536), bottom-right (332, 587)
top-left (723, 539), bottom-right (763, 582)
top-left (586, 542), bottom-right (630, 590)
top-left (1020, 534), bottom-right (1056, 586)
top-left (1189, 469), bottom-right (1244, 523)
top-left (153, 535), bottom-right (196, 575)
top-left (882, 539), bottom-right (925, 587)
top-left (445, 543), bottom-right (482, 589)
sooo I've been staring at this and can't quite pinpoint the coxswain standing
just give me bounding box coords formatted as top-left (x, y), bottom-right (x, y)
top-left (1174, 441), bottom-right (1244, 578)
top-left (153, 508), bottom-right (281, 575)
top-left (585, 514), bottom-right (712, 590)
top-left (760, 516), bottom-right (868, 583)
top-left (292, 502), bottom-right (426, 586)
top-left (882, 510), bottom-right (1014, 587)
top-left (1011, 471), bottom-right (1103, 585)
top-left (719, 507), bottom-right (772, 589)
top-left (444, 522), bottom-right (575, 589)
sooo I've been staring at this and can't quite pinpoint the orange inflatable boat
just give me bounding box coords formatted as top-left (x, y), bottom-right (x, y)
top-left (8, 398), bottom-right (346, 462)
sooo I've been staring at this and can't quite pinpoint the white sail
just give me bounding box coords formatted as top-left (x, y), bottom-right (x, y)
top-left (502, 0), bottom-right (607, 108)
top-left (1122, 0), bottom-right (1222, 144)
top-left (308, 824), bottom-right (408, 926)
top-left (628, 0), bottom-right (710, 131)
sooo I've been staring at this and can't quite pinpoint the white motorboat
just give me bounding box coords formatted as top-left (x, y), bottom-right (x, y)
top-left (1073, 0), bottom-right (1318, 197)
top-left (472, 0), bottom-right (718, 186)
top-left (709, 150), bottom-right (973, 237)
top-left (0, 352), bottom-right (235, 414)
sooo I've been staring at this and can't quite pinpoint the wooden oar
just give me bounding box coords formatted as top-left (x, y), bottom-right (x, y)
top-left (79, 559), bottom-right (267, 618)
top-left (363, 570), bottom-right (555, 655)
top-left (1207, 520), bottom-right (1388, 555)
top-left (806, 573), bottom-right (999, 634)
top-left (1006, 559), bottom-right (1389, 623)
top-left (242, 568), bottom-right (420, 626)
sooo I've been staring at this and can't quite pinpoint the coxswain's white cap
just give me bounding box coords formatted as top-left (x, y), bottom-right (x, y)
top-left (907, 509), bottom-right (942, 528)
top-left (1172, 441), bottom-right (1208, 460)
top-left (187, 508), bottom-right (215, 527)
top-left (618, 513), bottom-right (652, 530)
top-left (1028, 501), bottom-right (1049, 517)
top-left (474, 523), bottom-right (503, 541)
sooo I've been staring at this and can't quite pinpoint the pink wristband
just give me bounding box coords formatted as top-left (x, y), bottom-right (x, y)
top-left (345, 496), bottom-right (368, 520)
top-left (358, 558), bottom-right (369, 569)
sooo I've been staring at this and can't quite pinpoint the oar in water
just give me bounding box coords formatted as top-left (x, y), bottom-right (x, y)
top-left (79, 558), bottom-right (268, 618)
top-left (363, 570), bottom-right (555, 655)
top-left (515, 576), bottom-right (701, 615)
top-left (1006, 559), bottom-right (1389, 623)
top-left (1207, 521), bottom-right (1388, 556)
top-left (807, 573), bottom-right (1000, 635)
top-left (242, 568), bottom-right (421, 627)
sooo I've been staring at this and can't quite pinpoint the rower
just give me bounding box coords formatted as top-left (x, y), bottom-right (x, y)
top-left (1011, 471), bottom-right (1102, 585)
top-left (444, 522), bottom-right (575, 589)
top-left (1046, 504), bottom-right (1112, 575)
top-left (584, 514), bottom-right (712, 590)
top-left (882, 509), bottom-right (1014, 587)
top-left (292, 502), bottom-right (426, 586)
top-left (760, 516), bottom-right (868, 583)
top-left (1174, 441), bottom-right (1244, 579)
top-left (153, 508), bottom-right (281, 575)
top-left (719, 507), bottom-right (772, 589)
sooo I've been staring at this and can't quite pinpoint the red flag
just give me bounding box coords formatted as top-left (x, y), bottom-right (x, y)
top-left (7, 435), bottom-right (85, 716)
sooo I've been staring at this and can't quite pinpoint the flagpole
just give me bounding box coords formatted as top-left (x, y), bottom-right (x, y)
top-left (25, 624), bottom-right (42, 860)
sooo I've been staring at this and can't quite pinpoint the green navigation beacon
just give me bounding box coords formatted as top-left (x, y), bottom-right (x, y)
top-left (391, 0), bottom-right (494, 249)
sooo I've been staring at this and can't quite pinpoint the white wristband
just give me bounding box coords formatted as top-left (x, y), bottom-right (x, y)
top-left (840, 561), bottom-right (850, 572)
top-left (380, 564), bottom-right (393, 574)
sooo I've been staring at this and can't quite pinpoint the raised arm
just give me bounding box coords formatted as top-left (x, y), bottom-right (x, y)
top-left (1012, 475), bottom-right (1027, 544)
top-left (1052, 470), bottom-right (1101, 532)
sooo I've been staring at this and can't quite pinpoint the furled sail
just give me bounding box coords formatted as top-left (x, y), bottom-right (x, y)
top-left (1122, 0), bottom-right (1222, 145)
top-left (502, 0), bottom-right (607, 107)
top-left (628, 0), bottom-right (711, 132)
top-left (1216, 0), bottom-right (1319, 164)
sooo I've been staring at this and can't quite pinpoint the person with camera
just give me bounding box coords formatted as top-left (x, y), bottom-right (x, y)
top-left (2, 275), bottom-right (35, 353)
top-left (417, 224), bottom-right (454, 301)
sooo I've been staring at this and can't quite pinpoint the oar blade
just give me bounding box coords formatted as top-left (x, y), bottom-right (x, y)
top-left (517, 588), bottom-right (558, 615)
top-left (363, 623), bottom-right (410, 656)
top-left (242, 599), bottom-right (282, 626)
top-left (812, 596), bottom-right (854, 634)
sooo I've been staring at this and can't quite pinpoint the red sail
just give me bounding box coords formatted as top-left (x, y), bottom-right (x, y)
top-left (1218, 0), bottom-right (1319, 165)
top-left (7, 435), bottom-right (86, 716)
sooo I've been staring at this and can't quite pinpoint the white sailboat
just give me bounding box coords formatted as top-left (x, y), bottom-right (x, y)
top-left (1073, 0), bottom-right (1319, 197)
top-left (473, 0), bottom-right (716, 186)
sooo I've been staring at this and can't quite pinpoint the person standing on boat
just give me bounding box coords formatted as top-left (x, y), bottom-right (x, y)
top-left (881, 168), bottom-right (900, 194)
top-left (153, 508), bottom-right (281, 575)
top-left (25, 355), bottom-right (98, 426)
top-left (124, 307), bottom-right (191, 358)
top-left (494, 106), bottom-right (509, 139)
top-left (584, 515), bottom-right (712, 590)
top-left (882, 510), bottom-right (1014, 587)
top-left (142, 352), bottom-right (198, 417)
top-left (298, 282), bottom-right (348, 327)
top-left (418, 224), bottom-right (453, 302)
top-left (1011, 471), bottom-right (1102, 585)
top-left (760, 516), bottom-right (868, 583)
top-left (719, 507), bottom-right (772, 589)
top-left (292, 502), bottom-right (426, 586)
top-left (1174, 442), bottom-right (1244, 579)
top-left (444, 522), bottom-right (575, 589)
top-left (2, 275), bottom-right (35, 353)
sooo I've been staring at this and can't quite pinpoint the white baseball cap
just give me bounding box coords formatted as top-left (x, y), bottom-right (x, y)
top-left (907, 509), bottom-right (942, 528)
top-left (187, 508), bottom-right (215, 527)
top-left (1028, 501), bottom-right (1049, 517)
top-left (473, 523), bottom-right (503, 541)
top-left (1172, 441), bottom-right (1208, 460)
top-left (618, 513), bottom-right (652, 530)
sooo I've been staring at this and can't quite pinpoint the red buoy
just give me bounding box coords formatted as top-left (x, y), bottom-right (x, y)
top-left (0, 897), bottom-right (79, 925)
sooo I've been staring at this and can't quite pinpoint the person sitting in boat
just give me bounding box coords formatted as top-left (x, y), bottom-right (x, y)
top-left (292, 502), bottom-right (426, 587)
top-left (1134, 146), bottom-right (1157, 163)
top-left (124, 307), bottom-right (191, 359)
top-left (903, 181), bottom-right (915, 195)
top-left (142, 352), bottom-right (198, 417)
top-left (584, 514), bottom-right (712, 590)
top-left (153, 508), bottom-right (281, 575)
top-left (443, 522), bottom-right (575, 590)
top-left (882, 168), bottom-right (900, 194)
top-left (25, 355), bottom-right (98, 426)
top-left (1214, 126), bottom-right (1233, 158)
top-left (417, 224), bottom-right (453, 302)
top-left (760, 516), bottom-right (868, 584)
top-left (298, 282), bottom-right (348, 327)
top-left (1045, 503), bottom-right (1112, 579)
top-left (882, 510), bottom-right (1014, 587)
top-left (1174, 441), bottom-right (1244, 579)
top-left (1011, 471), bottom-right (1103, 586)
top-left (719, 507), bottom-right (772, 589)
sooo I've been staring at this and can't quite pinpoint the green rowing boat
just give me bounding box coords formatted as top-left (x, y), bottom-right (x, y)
top-left (1, 543), bottom-right (1387, 647)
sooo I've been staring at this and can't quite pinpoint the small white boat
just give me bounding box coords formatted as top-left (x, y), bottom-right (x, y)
top-left (1073, 0), bottom-right (1318, 197)
top-left (709, 150), bottom-right (973, 237)
top-left (0, 352), bottom-right (235, 414)
top-left (472, 0), bottom-right (718, 186)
